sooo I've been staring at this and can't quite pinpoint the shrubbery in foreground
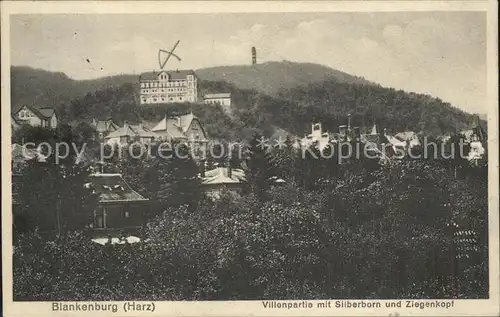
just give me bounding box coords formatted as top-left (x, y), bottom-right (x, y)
top-left (13, 160), bottom-right (488, 300)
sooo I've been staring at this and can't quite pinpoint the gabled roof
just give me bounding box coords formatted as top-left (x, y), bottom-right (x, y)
top-left (152, 113), bottom-right (197, 138)
top-left (92, 119), bottom-right (119, 133)
top-left (105, 123), bottom-right (157, 139)
top-left (13, 105), bottom-right (55, 120)
top-left (11, 115), bottom-right (22, 126)
top-left (38, 107), bottom-right (56, 118)
top-left (139, 70), bottom-right (196, 81)
top-left (202, 167), bottom-right (246, 185)
top-left (87, 173), bottom-right (149, 203)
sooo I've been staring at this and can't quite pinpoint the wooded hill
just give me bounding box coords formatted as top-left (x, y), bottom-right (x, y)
top-left (11, 64), bottom-right (479, 140)
top-left (11, 62), bottom-right (370, 111)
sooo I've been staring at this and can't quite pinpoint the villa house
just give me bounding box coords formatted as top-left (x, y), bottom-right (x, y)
top-left (152, 112), bottom-right (208, 143)
top-left (300, 122), bottom-right (331, 151)
top-left (201, 166), bottom-right (246, 199)
top-left (91, 118), bottom-right (120, 140)
top-left (359, 124), bottom-right (393, 161)
top-left (467, 117), bottom-right (487, 163)
top-left (13, 105), bottom-right (58, 129)
top-left (151, 112), bottom-right (209, 157)
top-left (201, 165), bottom-right (285, 200)
top-left (86, 173), bottom-right (149, 234)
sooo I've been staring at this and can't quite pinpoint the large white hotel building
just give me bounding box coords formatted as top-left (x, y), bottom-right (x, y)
top-left (139, 70), bottom-right (198, 104)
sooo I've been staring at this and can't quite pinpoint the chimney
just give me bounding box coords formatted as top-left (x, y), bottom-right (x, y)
top-left (92, 118), bottom-right (97, 127)
top-left (123, 120), bottom-right (129, 128)
top-left (347, 114), bottom-right (352, 133)
top-left (228, 165), bottom-right (232, 179)
top-left (177, 117), bottom-right (181, 126)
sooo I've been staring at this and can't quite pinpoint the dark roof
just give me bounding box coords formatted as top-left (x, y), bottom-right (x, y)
top-left (11, 114), bottom-right (22, 126)
top-left (139, 70), bottom-right (196, 81)
top-left (151, 113), bottom-right (198, 139)
top-left (38, 107), bottom-right (56, 118)
top-left (105, 123), bottom-right (157, 139)
top-left (87, 173), bottom-right (149, 203)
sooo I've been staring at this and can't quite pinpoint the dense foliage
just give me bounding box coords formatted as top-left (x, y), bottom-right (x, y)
top-left (12, 125), bottom-right (98, 235)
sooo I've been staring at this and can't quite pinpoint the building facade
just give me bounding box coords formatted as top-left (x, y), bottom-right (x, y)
top-left (139, 70), bottom-right (198, 104)
top-left (201, 167), bottom-right (246, 200)
top-left (87, 173), bottom-right (149, 234)
top-left (203, 93), bottom-right (231, 106)
top-left (152, 112), bottom-right (208, 144)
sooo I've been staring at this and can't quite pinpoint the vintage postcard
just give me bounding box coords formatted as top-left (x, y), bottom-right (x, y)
top-left (1, 1), bottom-right (498, 316)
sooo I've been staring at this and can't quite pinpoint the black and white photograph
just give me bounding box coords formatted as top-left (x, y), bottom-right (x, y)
top-left (1, 1), bottom-right (498, 316)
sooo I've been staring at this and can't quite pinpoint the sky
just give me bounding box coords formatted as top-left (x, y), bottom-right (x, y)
top-left (10, 12), bottom-right (487, 114)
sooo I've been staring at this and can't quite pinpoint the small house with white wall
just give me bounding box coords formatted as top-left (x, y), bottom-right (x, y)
top-left (152, 112), bottom-right (208, 144)
top-left (13, 105), bottom-right (58, 129)
top-left (203, 93), bottom-right (231, 107)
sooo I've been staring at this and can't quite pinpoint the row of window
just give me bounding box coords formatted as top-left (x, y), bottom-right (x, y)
top-left (143, 93), bottom-right (190, 98)
top-left (142, 96), bottom-right (190, 103)
top-left (204, 100), bottom-right (226, 105)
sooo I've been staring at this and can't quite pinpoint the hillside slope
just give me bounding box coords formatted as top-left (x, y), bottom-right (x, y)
top-left (11, 62), bottom-right (371, 110)
top-left (11, 66), bottom-right (138, 111)
top-left (276, 80), bottom-right (476, 135)
top-left (59, 79), bottom-right (478, 141)
top-left (10, 65), bottom-right (480, 138)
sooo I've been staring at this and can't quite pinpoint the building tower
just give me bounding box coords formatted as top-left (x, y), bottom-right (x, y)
top-left (252, 47), bottom-right (257, 65)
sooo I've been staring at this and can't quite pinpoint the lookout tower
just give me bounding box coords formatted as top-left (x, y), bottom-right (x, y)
top-left (252, 47), bottom-right (257, 65)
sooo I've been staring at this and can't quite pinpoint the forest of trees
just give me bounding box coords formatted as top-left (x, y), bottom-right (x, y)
top-left (12, 124), bottom-right (489, 300)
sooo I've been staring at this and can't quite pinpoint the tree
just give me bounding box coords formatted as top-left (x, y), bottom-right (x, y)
top-left (270, 135), bottom-right (297, 181)
top-left (244, 133), bottom-right (275, 199)
top-left (16, 153), bottom-right (97, 236)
